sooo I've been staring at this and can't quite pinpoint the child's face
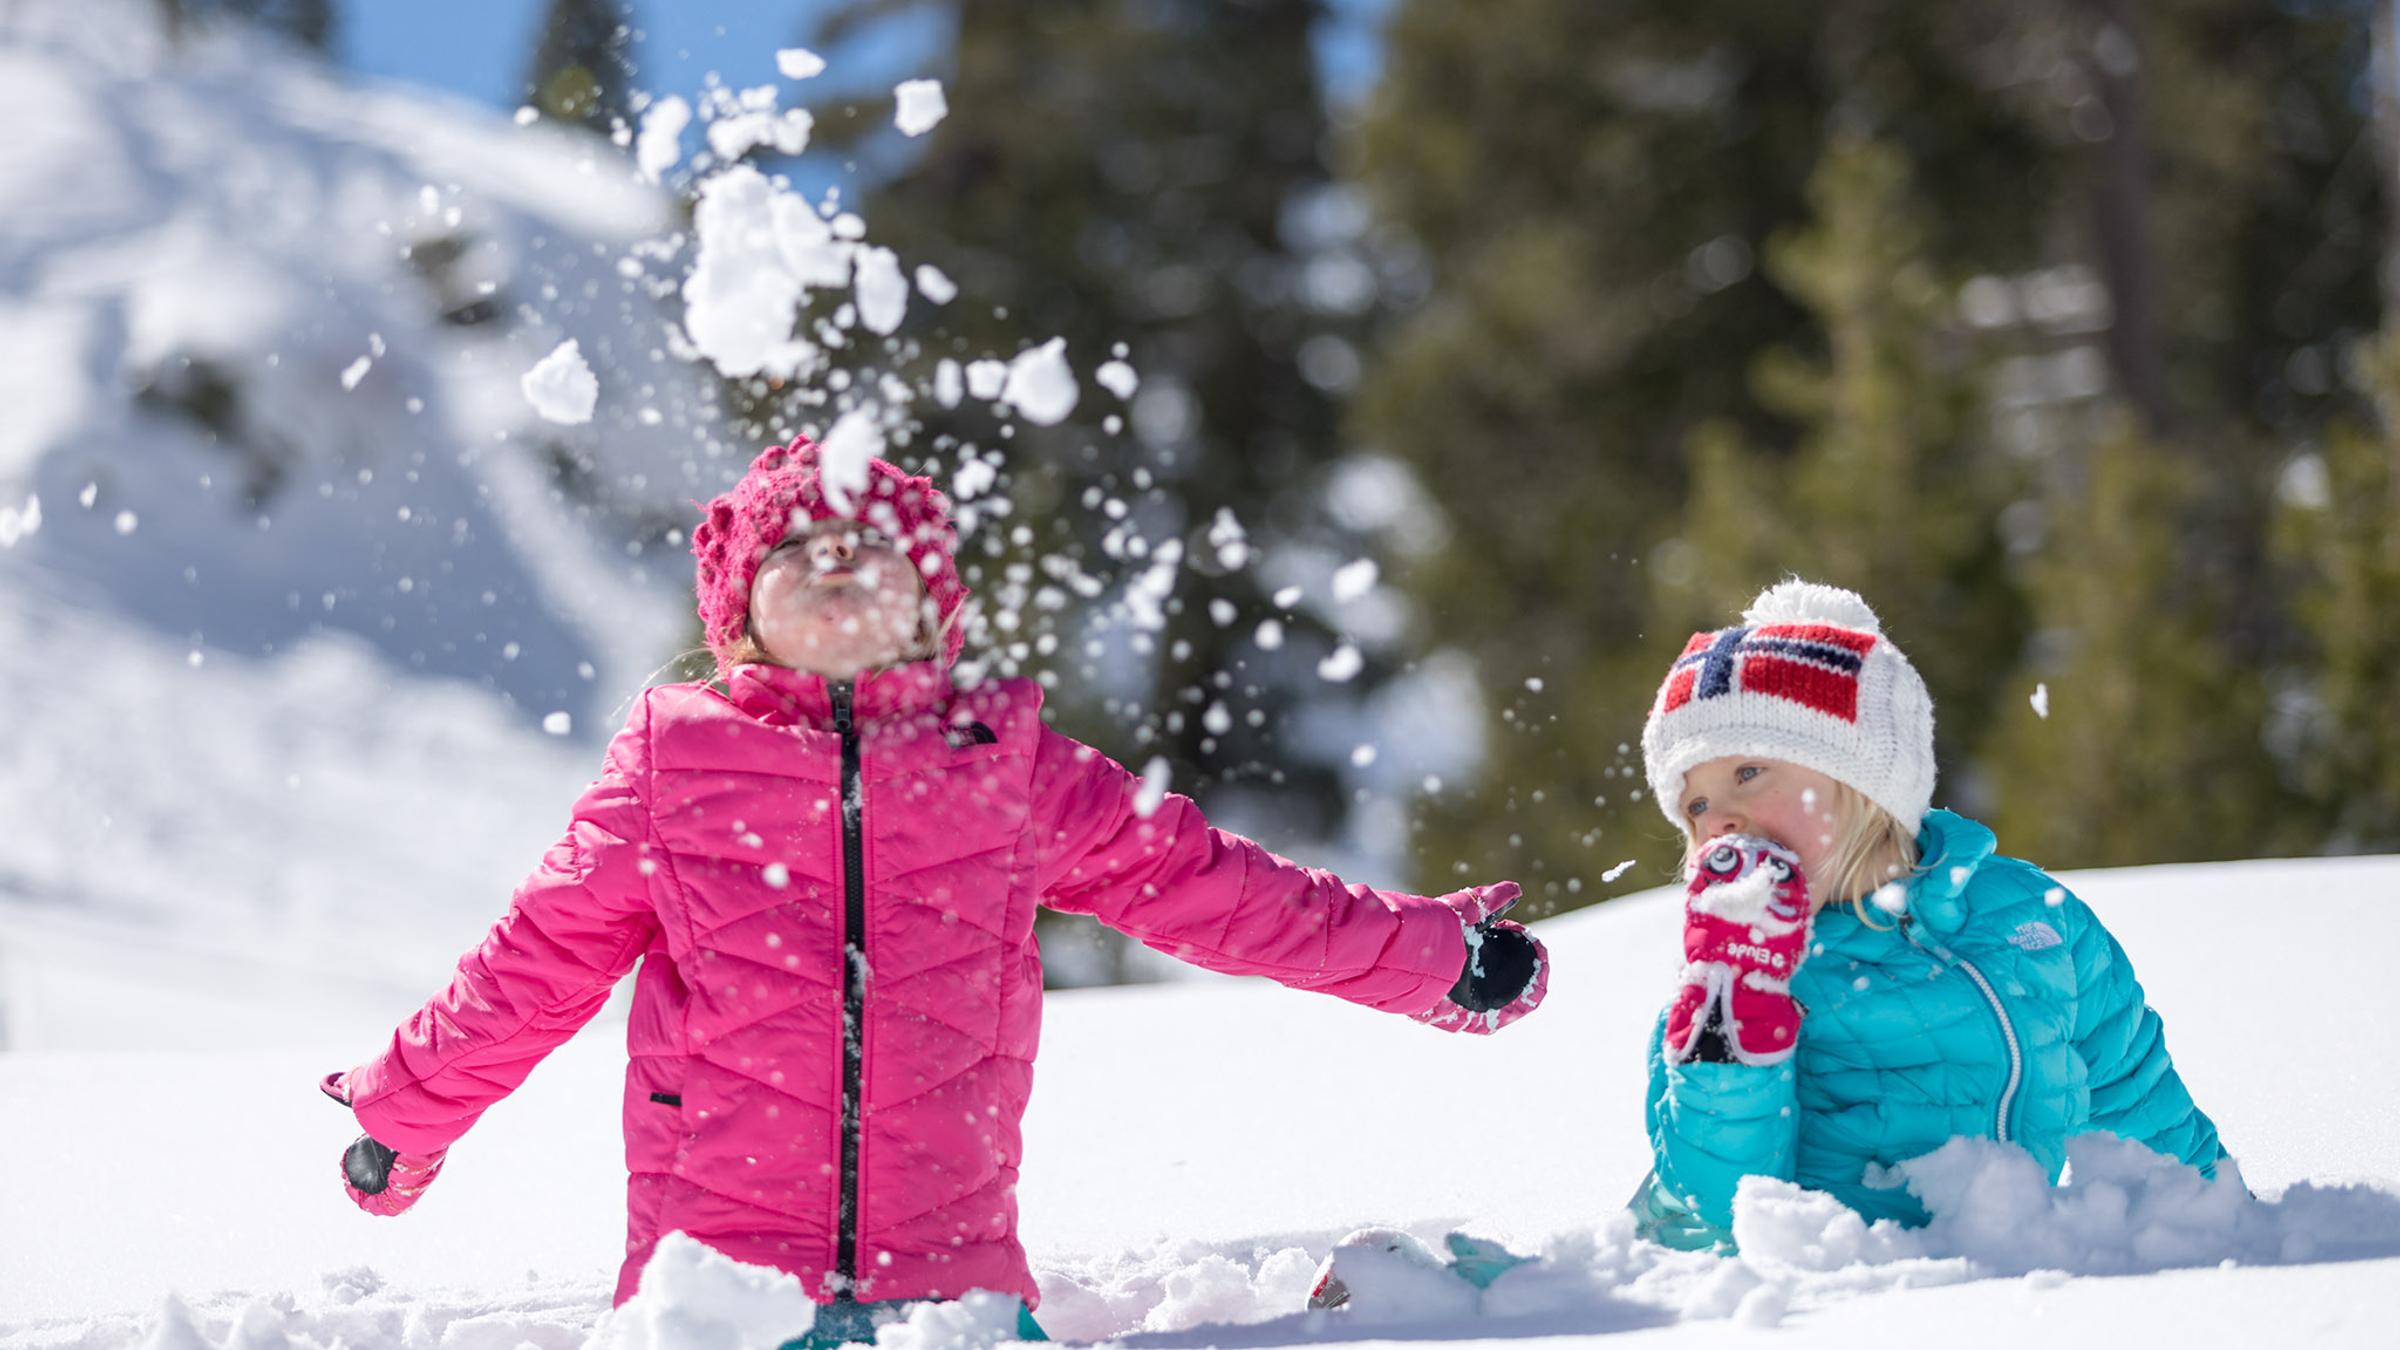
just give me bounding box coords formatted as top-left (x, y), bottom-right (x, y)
top-left (747, 518), bottom-right (931, 679)
top-left (1679, 756), bottom-right (1845, 884)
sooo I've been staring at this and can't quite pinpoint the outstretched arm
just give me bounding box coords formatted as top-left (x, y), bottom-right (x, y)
top-left (334, 693), bottom-right (666, 1156)
top-left (1028, 726), bottom-right (1539, 1026)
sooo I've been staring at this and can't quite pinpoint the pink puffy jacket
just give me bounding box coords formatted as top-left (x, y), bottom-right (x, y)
top-left (339, 658), bottom-right (1475, 1308)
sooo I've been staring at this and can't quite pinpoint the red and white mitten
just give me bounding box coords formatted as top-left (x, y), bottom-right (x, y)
top-left (1662, 836), bottom-right (1812, 1066)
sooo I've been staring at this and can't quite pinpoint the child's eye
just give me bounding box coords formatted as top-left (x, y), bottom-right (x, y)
top-left (1685, 796), bottom-right (1709, 820)
top-left (1735, 765), bottom-right (1763, 783)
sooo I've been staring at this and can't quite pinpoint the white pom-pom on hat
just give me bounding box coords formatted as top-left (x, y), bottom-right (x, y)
top-left (1742, 578), bottom-right (1884, 634)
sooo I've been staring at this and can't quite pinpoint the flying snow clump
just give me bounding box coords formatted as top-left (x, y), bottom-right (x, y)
top-left (1000, 339), bottom-right (1080, 425)
top-left (894, 79), bottom-right (948, 136)
top-left (521, 340), bottom-right (599, 425)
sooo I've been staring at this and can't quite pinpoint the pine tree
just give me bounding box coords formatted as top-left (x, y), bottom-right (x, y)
top-left (2269, 323), bottom-right (2400, 850)
top-left (524, 0), bottom-right (636, 136)
top-left (1983, 418), bottom-right (2310, 865)
top-left (1353, 2), bottom-right (2057, 908)
top-left (2266, 2), bottom-right (2400, 850)
top-left (1972, 0), bottom-right (2373, 867)
top-left (1659, 136), bottom-right (2025, 826)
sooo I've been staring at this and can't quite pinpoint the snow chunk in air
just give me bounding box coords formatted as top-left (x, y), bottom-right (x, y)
top-left (1207, 508), bottom-right (1249, 570)
top-left (684, 167), bottom-right (811, 378)
top-left (635, 96), bottom-right (691, 183)
top-left (1134, 756), bottom-right (1172, 818)
top-left (964, 359), bottom-right (1008, 401)
top-left (1318, 643), bottom-right (1362, 683)
top-left (1332, 558), bottom-right (1378, 602)
top-left (894, 79), bottom-right (949, 136)
top-left (521, 339), bottom-right (599, 425)
top-left (0, 493), bottom-right (38, 547)
top-left (853, 246), bottom-right (908, 336)
top-left (776, 48), bottom-right (827, 80)
top-left (1000, 338), bottom-right (1079, 425)
top-left (817, 411), bottom-right (885, 516)
top-left (1096, 359), bottom-right (1139, 400)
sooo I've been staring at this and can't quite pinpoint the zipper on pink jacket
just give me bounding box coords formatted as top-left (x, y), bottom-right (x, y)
top-left (832, 679), bottom-right (867, 1294)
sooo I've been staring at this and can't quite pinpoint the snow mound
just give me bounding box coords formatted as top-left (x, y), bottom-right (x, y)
top-left (1029, 1138), bottom-right (2400, 1341)
top-left (874, 1290), bottom-right (1028, 1350)
top-left (1739, 1132), bottom-right (2400, 1279)
top-left (588, 1232), bottom-right (820, 1350)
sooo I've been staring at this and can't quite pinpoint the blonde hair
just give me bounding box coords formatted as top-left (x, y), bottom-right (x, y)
top-left (1813, 780), bottom-right (1921, 928)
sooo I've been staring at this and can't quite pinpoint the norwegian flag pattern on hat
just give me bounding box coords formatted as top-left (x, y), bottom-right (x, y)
top-left (1660, 623), bottom-right (1881, 722)
top-left (1643, 581), bottom-right (1936, 837)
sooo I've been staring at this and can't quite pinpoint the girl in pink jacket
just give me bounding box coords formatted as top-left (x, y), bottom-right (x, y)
top-left (321, 438), bottom-right (1548, 1343)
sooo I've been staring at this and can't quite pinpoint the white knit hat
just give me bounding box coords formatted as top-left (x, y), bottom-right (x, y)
top-left (1641, 579), bottom-right (1936, 837)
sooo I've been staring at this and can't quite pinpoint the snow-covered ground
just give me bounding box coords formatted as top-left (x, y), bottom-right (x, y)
top-left (5, 4), bottom-right (2399, 1347)
top-left (4, 705), bottom-right (2396, 1350)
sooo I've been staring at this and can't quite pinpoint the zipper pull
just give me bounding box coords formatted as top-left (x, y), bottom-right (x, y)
top-left (831, 680), bottom-right (854, 736)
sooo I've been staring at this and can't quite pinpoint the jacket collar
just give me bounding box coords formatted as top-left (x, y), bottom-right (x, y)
top-left (721, 660), bottom-right (953, 729)
top-left (1897, 808), bottom-right (1997, 936)
top-left (1809, 808), bottom-right (1996, 948)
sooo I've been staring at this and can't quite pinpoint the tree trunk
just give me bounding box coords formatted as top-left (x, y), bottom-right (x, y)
top-left (2374, 0), bottom-right (2400, 529)
top-left (2086, 0), bottom-right (2173, 435)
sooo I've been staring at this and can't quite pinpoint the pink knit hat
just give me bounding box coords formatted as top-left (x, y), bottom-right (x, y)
top-left (690, 435), bottom-right (970, 673)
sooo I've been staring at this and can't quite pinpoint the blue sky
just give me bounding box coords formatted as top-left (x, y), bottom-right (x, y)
top-left (338, 1), bottom-right (1390, 116)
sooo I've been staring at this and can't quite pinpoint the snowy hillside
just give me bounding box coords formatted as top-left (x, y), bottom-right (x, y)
top-left (4, 833), bottom-right (2396, 1346)
top-left (4, 4), bottom-right (2398, 1348)
top-left (0, 1), bottom-right (716, 726)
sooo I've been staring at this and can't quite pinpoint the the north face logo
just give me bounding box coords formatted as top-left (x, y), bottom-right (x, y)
top-left (2008, 920), bottom-right (2063, 951)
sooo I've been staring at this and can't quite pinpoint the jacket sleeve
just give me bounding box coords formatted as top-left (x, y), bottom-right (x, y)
top-left (1027, 725), bottom-right (1466, 1016)
top-left (2061, 888), bottom-right (2225, 1176)
top-left (1634, 1008), bottom-right (1798, 1247)
top-left (340, 692), bottom-right (665, 1154)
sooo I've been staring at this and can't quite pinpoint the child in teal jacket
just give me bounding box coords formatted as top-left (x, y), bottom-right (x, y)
top-left (1631, 580), bottom-right (2224, 1249)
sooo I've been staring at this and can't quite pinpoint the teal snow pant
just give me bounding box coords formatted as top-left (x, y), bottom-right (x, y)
top-left (779, 1298), bottom-right (1047, 1349)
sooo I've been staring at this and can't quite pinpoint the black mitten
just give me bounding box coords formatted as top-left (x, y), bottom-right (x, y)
top-left (1448, 923), bottom-right (1539, 1012)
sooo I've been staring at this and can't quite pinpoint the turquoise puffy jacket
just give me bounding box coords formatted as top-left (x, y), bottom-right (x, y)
top-left (1634, 809), bottom-right (2224, 1248)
